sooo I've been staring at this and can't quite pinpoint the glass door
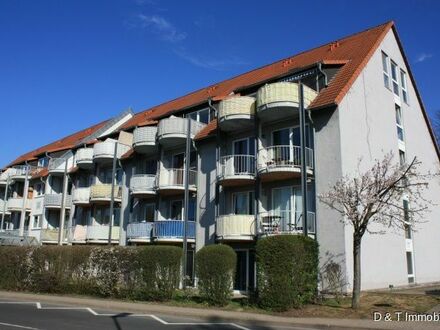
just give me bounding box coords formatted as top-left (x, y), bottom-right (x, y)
top-left (272, 186), bottom-right (292, 231)
top-left (233, 138), bottom-right (255, 175)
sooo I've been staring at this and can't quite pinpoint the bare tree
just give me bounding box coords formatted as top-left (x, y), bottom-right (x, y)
top-left (319, 153), bottom-right (434, 309)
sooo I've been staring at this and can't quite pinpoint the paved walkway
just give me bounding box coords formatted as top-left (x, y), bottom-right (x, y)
top-left (0, 291), bottom-right (439, 330)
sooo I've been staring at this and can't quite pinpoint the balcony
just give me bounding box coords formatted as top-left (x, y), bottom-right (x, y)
top-left (9, 166), bottom-right (32, 181)
top-left (7, 197), bottom-right (31, 212)
top-left (133, 126), bottom-right (158, 154)
top-left (217, 155), bottom-right (256, 186)
top-left (40, 228), bottom-right (66, 243)
top-left (259, 211), bottom-right (316, 236)
top-left (44, 194), bottom-right (72, 209)
top-left (75, 148), bottom-right (94, 169)
top-left (218, 96), bottom-right (255, 131)
top-left (157, 117), bottom-right (206, 148)
top-left (130, 174), bottom-right (156, 197)
top-left (86, 225), bottom-right (120, 243)
top-left (0, 200), bottom-right (10, 214)
top-left (48, 158), bottom-right (72, 175)
top-left (127, 222), bottom-right (154, 242)
top-left (153, 220), bottom-right (195, 242)
top-left (257, 145), bottom-right (314, 181)
top-left (93, 140), bottom-right (131, 163)
top-left (256, 82), bottom-right (317, 122)
top-left (0, 169), bottom-right (13, 186)
top-left (216, 215), bottom-right (256, 241)
top-left (90, 184), bottom-right (122, 203)
top-left (72, 187), bottom-right (91, 205)
top-left (69, 225), bottom-right (87, 242)
top-left (157, 169), bottom-right (196, 195)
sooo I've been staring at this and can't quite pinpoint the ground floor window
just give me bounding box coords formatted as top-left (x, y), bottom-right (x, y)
top-left (234, 249), bottom-right (256, 292)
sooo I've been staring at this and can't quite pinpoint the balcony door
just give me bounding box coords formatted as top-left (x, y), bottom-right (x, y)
top-left (272, 187), bottom-right (302, 231)
top-left (233, 138), bottom-right (255, 175)
top-left (232, 191), bottom-right (254, 215)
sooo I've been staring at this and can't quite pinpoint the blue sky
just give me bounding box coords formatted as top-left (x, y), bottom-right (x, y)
top-left (0, 0), bottom-right (439, 166)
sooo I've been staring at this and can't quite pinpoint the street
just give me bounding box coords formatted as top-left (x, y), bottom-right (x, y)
top-left (0, 300), bottom-right (324, 330)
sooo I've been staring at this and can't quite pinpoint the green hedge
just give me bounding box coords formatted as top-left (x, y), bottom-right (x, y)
top-left (196, 244), bottom-right (236, 306)
top-left (0, 245), bottom-right (182, 301)
top-left (137, 246), bottom-right (182, 301)
top-left (257, 235), bottom-right (319, 311)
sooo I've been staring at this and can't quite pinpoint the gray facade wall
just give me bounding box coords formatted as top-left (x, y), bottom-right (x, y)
top-left (337, 29), bottom-right (440, 289)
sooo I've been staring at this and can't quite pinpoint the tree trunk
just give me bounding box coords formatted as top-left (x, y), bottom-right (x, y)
top-left (352, 234), bottom-right (362, 309)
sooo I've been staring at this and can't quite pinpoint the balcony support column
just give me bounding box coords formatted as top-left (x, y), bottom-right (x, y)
top-left (18, 164), bottom-right (30, 237)
top-left (119, 167), bottom-right (128, 246)
top-left (1, 176), bottom-right (10, 230)
top-left (108, 142), bottom-right (118, 245)
top-left (182, 117), bottom-right (191, 289)
top-left (58, 160), bottom-right (69, 245)
top-left (298, 82), bottom-right (308, 236)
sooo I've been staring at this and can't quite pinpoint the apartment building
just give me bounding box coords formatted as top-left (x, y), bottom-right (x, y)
top-left (1, 21), bottom-right (439, 292)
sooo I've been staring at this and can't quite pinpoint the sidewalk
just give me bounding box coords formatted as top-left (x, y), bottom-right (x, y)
top-left (0, 290), bottom-right (439, 330)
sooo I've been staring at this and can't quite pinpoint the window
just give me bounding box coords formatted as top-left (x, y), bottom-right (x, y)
top-left (382, 51), bottom-right (390, 88)
top-left (38, 157), bottom-right (49, 168)
top-left (188, 108), bottom-right (211, 124)
top-left (406, 251), bottom-right (414, 276)
top-left (32, 216), bottom-right (42, 229)
top-left (399, 150), bottom-right (406, 166)
top-left (404, 223), bottom-right (412, 239)
top-left (34, 183), bottom-right (44, 196)
top-left (400, 70), bottom-right (409, 104)
top-left (395, 105), bottom-right (404, 142)
top-left (170, 200), bottom-right (183, 220)
top-left (145, 159), bottom-right (157, 174)
top-left (142, 203), bottom-right (155, 222)
top-left (391, 60), bottom-right (399, 95)
top-left (403, 199), bottom-right (410, 224)
top-left (232, 191), bottom-right (254, 215)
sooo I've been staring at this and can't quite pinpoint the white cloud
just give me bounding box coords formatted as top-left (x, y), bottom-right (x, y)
top-left (136, 14), bottom-right (186, 43)
top-left (173, 48), bottom-right (248, 71)
top-left (415, 53), bottom-right (433, 63)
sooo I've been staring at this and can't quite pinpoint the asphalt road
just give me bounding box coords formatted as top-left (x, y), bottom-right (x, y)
top-left (0, 300), bottom-right (324, 330)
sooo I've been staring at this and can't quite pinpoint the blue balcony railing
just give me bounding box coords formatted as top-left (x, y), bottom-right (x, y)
top-left (154, 220), bottom-right (195, 239)
top-left (127, 222), bottom-right (154, 239)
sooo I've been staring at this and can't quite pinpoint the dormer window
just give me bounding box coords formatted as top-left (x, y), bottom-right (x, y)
top-left (187, 108), bottom-right (212, 124)
top-left (38, 157), bottom-right (49, 168)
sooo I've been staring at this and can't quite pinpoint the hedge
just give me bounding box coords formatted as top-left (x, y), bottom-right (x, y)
top-left (256, 235), bottom-right (319, 311)
top-left (196, 244), bottom-right (236, 306)
top-left (0, 245), bottom-right (182, 301)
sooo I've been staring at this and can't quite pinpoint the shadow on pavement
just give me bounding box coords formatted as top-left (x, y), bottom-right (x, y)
top-left (111, 312), bottom-right (133, 330)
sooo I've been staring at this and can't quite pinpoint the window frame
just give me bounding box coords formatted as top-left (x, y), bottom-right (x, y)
top-left (395, 105), bottom-right (404, 143)
top-left (400, 69), bottom-right (409, 104)
top-left (390, 60), bottom-right (400, 96)
top-left (382, 51), bottom-right (390, 89)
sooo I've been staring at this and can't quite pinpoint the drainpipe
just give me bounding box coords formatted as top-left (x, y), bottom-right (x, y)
top-left (1, 175), bottom-right (10, 231)
top-left (182, 116), bottom-right (192, 289)
top-left (58, 159), bottom-right (69, 245)
top-left (209, 98), bottom-right (220, 239)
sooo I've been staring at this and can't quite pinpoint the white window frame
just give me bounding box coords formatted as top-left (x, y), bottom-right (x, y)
top-left (395, 105), bottom-right (405, 143)
top-left (390, 60), bottom-right (399, 96)
top-left (187, 108), bottom-right (211, 124)
top-left (382, 51), bottom-right (390, 89)
top-left (400, 69), bottom-right (409, 104)
top-left (232, 137), bottom-right (255, 156)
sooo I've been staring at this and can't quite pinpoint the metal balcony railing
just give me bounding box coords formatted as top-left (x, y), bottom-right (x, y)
top-left (75, 148), bottom-right (94, 165)
top-left (72, 187), bottom-right (91, 204)
top-left (257, 82), bottom-right (317, 109)
top-left (258, 145), bottom-right (314, 170)
top-left (259, 210), bottom-right (316, 235)
top-left (158, 117), bottom-right (206, 139)
top-left (153, 220), bottom-right (195, 240)
top-left (218, 96), bottom-right (255, 120)
top-left (133, 126), bottom-right (157, 147)
top-left (218, 155), bottom-right (256, 179)
top-left (216, 215), bottom-right (256, 240)
top-left (44, 194), bottom-right (72, 208)
top-left (127, 222), bottom-right (154, 239)
top-left (130, 174), bottom-right (156, 193)
top-left (86, 225), bottom-right (120, 241)
top-left (90, 184), bottom-right (122, 201)
top-left (159, 168), bottom-right (196, 188)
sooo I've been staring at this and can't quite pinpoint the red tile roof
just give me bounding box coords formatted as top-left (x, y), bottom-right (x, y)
top-left (121, 21), bottom-right (393, 131)
top-left (7, 120), bottom-right (109, 167)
